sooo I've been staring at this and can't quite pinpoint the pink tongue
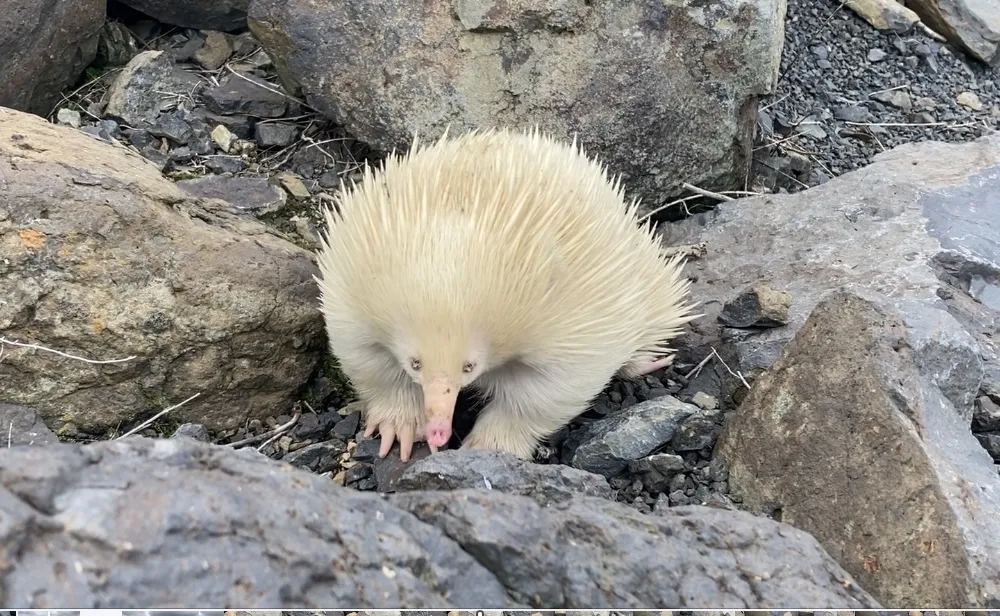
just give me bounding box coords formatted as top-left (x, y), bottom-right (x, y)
top-left (424, 421), bottom-right (451, 448)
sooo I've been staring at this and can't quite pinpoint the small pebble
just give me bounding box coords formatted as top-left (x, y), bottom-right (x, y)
top-left (957, 91), bottom-right (983, 111)
top-left (867, 48), bottom-right (887, 62)
top-left (56, 108), bottom-right (82, 128)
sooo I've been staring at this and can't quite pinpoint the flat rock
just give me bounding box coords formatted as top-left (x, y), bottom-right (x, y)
top-left (907, 0), bottom-right (1000, 64)
top-left (248, 0), bottom-right (785, 211)
top-left (568, 396), bottom-right (698, 477)
top-left (396, 449), bottom-right (613, 504)
top-left (116, 0), bottom-right (249, 31)
top-left (844, 0), bottom-right (920, 30)
top-left (0, 107), bottom-right (323, 434)
top-left (715, 289), bottom-right (1000, 607)
top-left (0, 403), bottom-right (58, 446)
top-left (0, 0), bottom-right (104, 115)
top-left (392, 489), bottom-right (878, 608)
top-left (175, 175), bottom-right (287, 215)
top-left (104, 50), bottom-right (204, 128)
top-left (203, 73), bottom-right (288, 118)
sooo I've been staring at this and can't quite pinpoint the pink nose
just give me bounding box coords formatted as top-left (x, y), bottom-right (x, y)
top-left (424, 420), bottom-right (451, 448)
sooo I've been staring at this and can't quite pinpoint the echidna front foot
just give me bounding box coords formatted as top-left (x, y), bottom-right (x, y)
top-left (358, 383), bottom-right (429, 462)
top-left (619, 354), bottom-right (676, 379)
top-left (461, 418), bottom-right (539, 459)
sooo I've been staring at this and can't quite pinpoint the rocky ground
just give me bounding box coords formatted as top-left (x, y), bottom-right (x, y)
top-left (754, 0), bottom-right (1000, 192)
top-left (33, 0), bottom-right (999, 515)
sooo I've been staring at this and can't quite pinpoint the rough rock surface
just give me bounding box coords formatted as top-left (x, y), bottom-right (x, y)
top-left (396, 449), bottom-right (613, 504)
top-left (668, 133), bottom-right (1000, 403)
top-left (247, 0), bottom-right (786, 210)
top-left (117, 0), bottom-right (249, 32)
top-left (0, 403), bottom-right (58, 446)
top-left (0, 107), bottom-right (323, 435)
top-left (715, 289), bottom-right (1000, 607)
top-left (0, 0), bottom-right (105, 114)
top-left (0, 436), bottom-right (878, 608)
top-left (907, 0), bottom-right (1000, 64)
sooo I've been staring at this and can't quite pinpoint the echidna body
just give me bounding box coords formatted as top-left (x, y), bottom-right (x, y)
top-left (316, 128), bottom-right (699, 461)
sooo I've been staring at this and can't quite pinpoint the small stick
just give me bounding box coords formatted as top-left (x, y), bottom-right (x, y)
top-left (256, 406), bottom-right (303, 452)
top-left (684, 352), bottom-right (714, 381)
top-left (844, 120), bottom-right (976, 128)
top-left (7, 422), bottom-right (11, 448)
top-left (681, 182), bottom-right (735, 202)
top-left (0, 337), bottom-right (136, 364)
top-left (227, 405), bottom-right (303, 449)
top-left (116, 393), bottom-right (202, 439)
top-left (710, 346), bottom-right (752, 390)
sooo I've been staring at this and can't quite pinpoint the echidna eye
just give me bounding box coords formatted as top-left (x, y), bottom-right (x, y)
top-left (409, 357), bottom-right (421, 371)
top-left (462, 361), bottom-right (476, 373)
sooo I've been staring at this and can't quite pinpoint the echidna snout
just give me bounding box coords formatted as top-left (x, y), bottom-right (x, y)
top-left (422, 374), bottom-right (459, 447)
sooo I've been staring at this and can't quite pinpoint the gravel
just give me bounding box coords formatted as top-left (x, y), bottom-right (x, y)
top-left (756, 0), bottom-right (999, 192)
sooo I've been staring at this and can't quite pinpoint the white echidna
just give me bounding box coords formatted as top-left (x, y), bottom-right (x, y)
top-left (315, 127), bottom-right (700, 462)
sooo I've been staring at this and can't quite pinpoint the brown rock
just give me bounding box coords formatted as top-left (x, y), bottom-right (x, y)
top-left (194, 30), bottom-right (235, 71)
top-left (0, 107), bottom-right (324, 435)
top-left (715, 289), bottom-right (1000, 607)
top-left (0, 0), bottom-right (105, 114)
top-left (718, 284), bottom-right (791, 328)
top-left (843, 0), bottom-right (920, 31)
top-left (247, 0), bottom-right (785, 214)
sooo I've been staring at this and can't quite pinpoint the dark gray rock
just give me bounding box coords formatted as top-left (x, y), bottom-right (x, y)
top-left (392, 489), bottom-right (878, 608)
top-left (203, 155), bottom-right (248, 174)
top-left (672, 409), bottom-right (722, 452)
top-left (0, 0), bottom-right (104, 115)
top-left (397, 449), bottom-right (612, 504)
top-left (332, 411), bottom-right (360, 440)
top-left (283, 440), bottom-right (346, 473)
top-left (117, 0), bottom-right (249, 31)
top-left (149, 111), bottom-right (194, 144)
top-left (975, 396), bottom-right (1000, 432)
top-left (203, 73), bottom-right (288, 118)
top-left (718, 284), bottom-right (792, 328)
top-left (976, 432), bottom-right (1000, 460)
top-left (103, 50), bottom-right (204, 128)
top-left (0, 403), bottom-right (58, 446)
top-left (0, 437), bottom-right (511, 608)
top-left (255, 122), bottom-right (300, 148)
top-left (175, 175), bottom-right (286, 215)
top-left (569, 396), bottom-right (697, 477)
top-left (627, 453), bottom-right (685, 494)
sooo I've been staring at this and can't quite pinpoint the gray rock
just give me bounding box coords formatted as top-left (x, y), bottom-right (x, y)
top-left (0, 403), bottom-right (58, 446)
top-left (392, 490), bottom-right (878, 608)
top-left (283, 440), bottom-right (346, 473)
top-left (907, 0), bottom-right (1000, 64)
top-left (171, 423), bottom-right (210, 442)
top-left (397, 449), bottom-right (612, 504)
top-left (247, 0), bottom-right (786, 213)
top-left (671, 409), bottom-right (721, 452)
top-left (627, 453), bottom-right (685, 494)
top-left (975, 395), bottom-right (1000, 432)
top-left (867, 48), bottom-right (887, 62)
top-left (976, 432), bottom-right (1000, 460)
top-left (332, 411), bottom-right (360, 439)
top-left (833, 105), bottom-right (870, 122)
top-left (569, 396), bottom-right (697, 477)
top-left (203, 73), bottom-right (288, 118)
top-left (670, 134), bottom-right (1000, 412)
top-left (103, 50), bottom-right (204, 128)
top-left (871, 89), bottom-right (912, 111)
top-left (0, 108), bottom-right (322, 434)
top-left (203, 155), bottom-right (248, 174)
top-left (0, 437), bottom-right (510, 607)
top-left (56, 108), bottom-right (82, 128)
top-left (149, 110), bottom-right (194, 144)
top-left (255, 122), bottom-right (300, 148)
top-left (715, 289), bottom-right (1000, 608)
top-left (116, 0), bottom-right (249, 31)
top-left (175, 175), bottom-right (287, 215)
top-left (0, 0), bottom-right (104, 115)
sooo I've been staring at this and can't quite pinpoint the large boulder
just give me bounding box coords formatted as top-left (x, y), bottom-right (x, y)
top-left (668, 132), bottom-right (1000, 406)
top-left (247, 0), bottom-right (786, 211)
top-left (116, 0), bottom-right (249, 31)
top-left (906, 0), bottom-right (1000, 65)
top-left (715, 289), bottom-right (1000, 607)
top-left (667, 133), bottom-right (1000, 606)
top-left (0, 107), bottom-right (324, 435)
top-left (0, 437), bottom-right (879, 608)
top-left (0, 0), bottom-right (106, 115)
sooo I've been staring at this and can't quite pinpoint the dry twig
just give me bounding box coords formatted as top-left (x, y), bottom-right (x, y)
top-left (226, 403), bottom-right (303, 449)
top-left (116, 392), bottom-right (202, 439)
top-left (0, 336), bottom-right (136, 364)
